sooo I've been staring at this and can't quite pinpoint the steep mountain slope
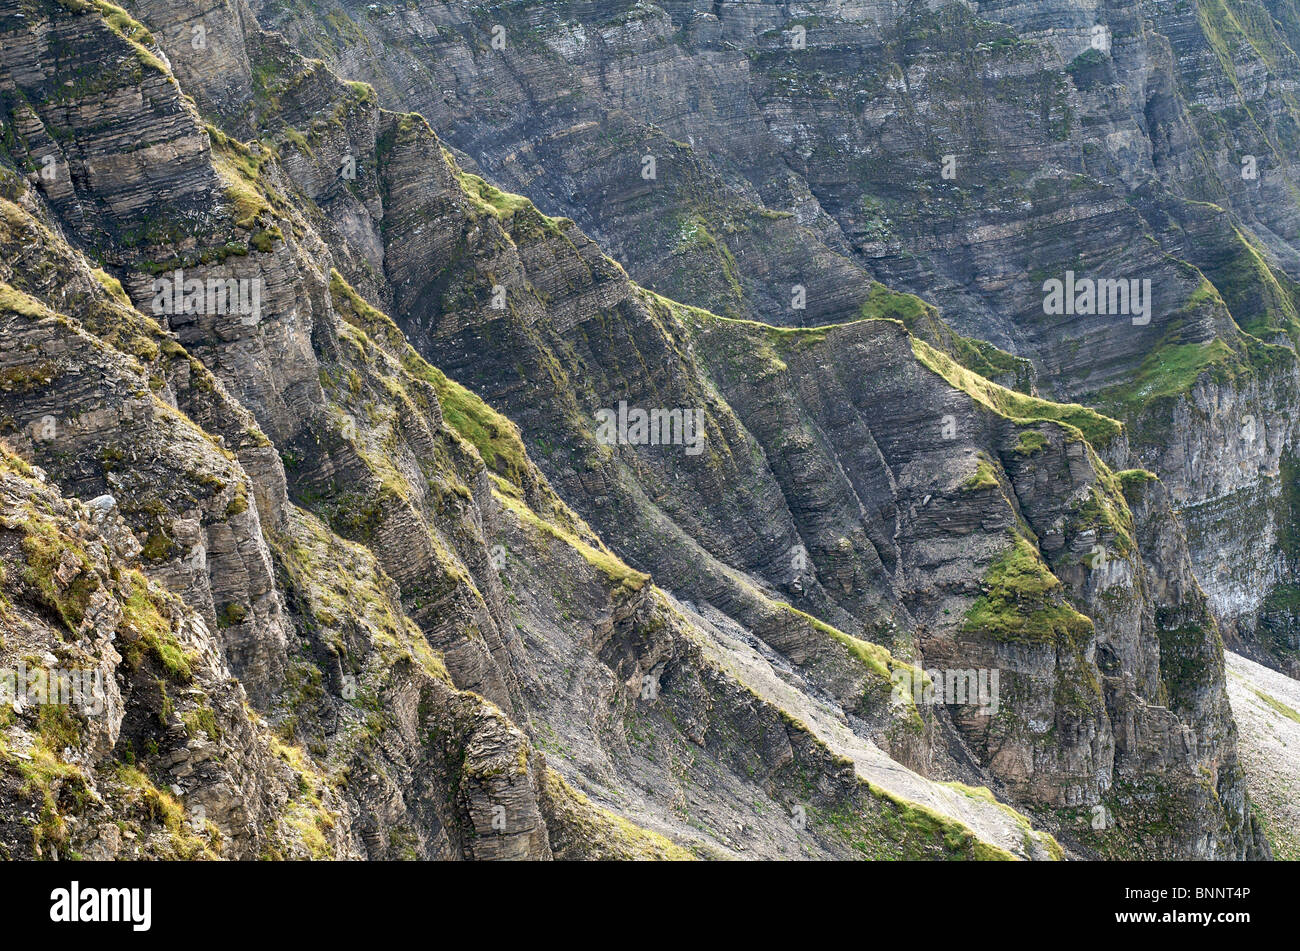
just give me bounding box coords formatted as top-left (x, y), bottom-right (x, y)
top-left (249, 0), bottom-right (1300, 679)
top-left (0, 0), bottom-right (1064, 859)
top-left (0, 0), bottom-right (1276, 858)
top-left (1226, 649), bottom-right (1300, 859)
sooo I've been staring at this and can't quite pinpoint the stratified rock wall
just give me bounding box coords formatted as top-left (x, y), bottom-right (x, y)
top-left (0, 0), bottom-right (1279, 859)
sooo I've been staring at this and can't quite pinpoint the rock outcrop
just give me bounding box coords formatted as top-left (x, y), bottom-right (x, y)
top-left (250, 0), bottom-right (1300, 680)
top-left (0, 0), bottom-right (1281, 859)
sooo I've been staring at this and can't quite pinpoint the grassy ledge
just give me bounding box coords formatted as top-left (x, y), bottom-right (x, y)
top-left (911, 337), bottom-right (1123, 448)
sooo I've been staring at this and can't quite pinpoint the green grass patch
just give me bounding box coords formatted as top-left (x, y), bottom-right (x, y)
top-left (1252, 688), bottom-right (1300, 725)
top-left (449, 156), bottom-right (563, 238)
top-left (494, 489), bottom-right (648, 593)
top-left (1095, 278), bottom-right (1293, 429)
top-left (1013, 430), bottom-right (1047, 456)
top-left (208, 128), bottom-right (283, 230)
top-left (0, 281), bottom-right (52, 318)
top-left (541, 768), bottom-right (694, 860)
top-left (863, 283), bottom-right (1034, 392)
top-left (327, 269), bottom-right (532, 487)
top-left (1117, 468), bottom-right (1159, 491)
top-left (19, 516), bottom-right (99, 633)
top-left (912, 337), bottom-right (1122, 447)
top-left (118, 571), bottom-right (194, 681)
top-left (964, 533), bottom-right (1094, 646)
top-left (961, 457), bottom-right (999, 492)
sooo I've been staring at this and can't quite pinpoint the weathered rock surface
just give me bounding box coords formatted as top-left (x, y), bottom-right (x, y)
top-left (0, 0), bottom-right (1279, 859)
top-left (0, 0), bottom-right (1073, 860)
top-left (249, 0), bottom-right (1300, 678)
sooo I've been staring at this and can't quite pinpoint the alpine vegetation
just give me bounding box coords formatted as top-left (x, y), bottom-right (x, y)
top-left (1, 0), bottom-right (1297, 881)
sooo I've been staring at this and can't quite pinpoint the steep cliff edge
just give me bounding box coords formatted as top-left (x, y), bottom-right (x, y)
top-left (0, 0), bottom-right (1068, 859)
top-left (0, 0), bottom-right (1274, 858)
top-left (247, 0), bottom-right (1300, 679)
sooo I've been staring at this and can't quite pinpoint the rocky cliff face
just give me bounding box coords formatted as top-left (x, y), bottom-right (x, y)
top-left (248, 0), bottom-right (1300, 680)
top-left (0, 0), bottom-right (1280, 859)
